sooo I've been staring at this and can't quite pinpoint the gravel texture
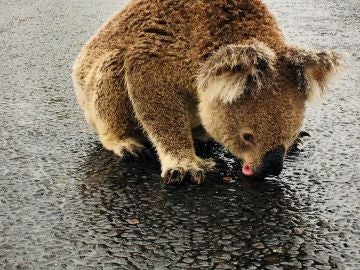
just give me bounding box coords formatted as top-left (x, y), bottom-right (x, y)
top-left (0, 0), bottom-right (359, 269)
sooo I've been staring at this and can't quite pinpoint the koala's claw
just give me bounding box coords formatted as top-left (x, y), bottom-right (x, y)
top-left (288, 131), bottom-right (311, 154)
top-left (162, 158), bottom-right (214, 185)
top-left (293, 131), bottom-right (311, 144)
top-left (162, 169), bottom-right (206, 185)
top-left (163, 169), bottom-right (184, 185)
top-left (192, 171), bottom-right (205, 185)
top-left (294, 131), bottom-right (311, 145)
top-left (299, 131), bottom-right (311, 138)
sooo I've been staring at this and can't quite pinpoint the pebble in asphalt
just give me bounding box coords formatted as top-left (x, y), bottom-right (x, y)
top-left (0, 0), bottom-right (359, 269)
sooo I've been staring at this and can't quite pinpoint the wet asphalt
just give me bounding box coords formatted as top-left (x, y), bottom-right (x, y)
top-left (0, 0), bottom-right (359, 269)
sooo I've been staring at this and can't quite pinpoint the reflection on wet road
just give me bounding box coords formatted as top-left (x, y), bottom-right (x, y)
top-left (0, 0), bottom-right (359, 269)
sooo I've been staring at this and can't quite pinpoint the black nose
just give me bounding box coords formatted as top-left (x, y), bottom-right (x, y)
top-left (259, 146), bottom-right (285, 177)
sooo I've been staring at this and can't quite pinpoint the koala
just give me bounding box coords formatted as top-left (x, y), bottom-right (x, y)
top-left (73, 0), bottom-right (342, 184)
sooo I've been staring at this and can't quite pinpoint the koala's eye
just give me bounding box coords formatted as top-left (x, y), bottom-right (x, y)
top-left (242, 133), bottom-right (255, 143)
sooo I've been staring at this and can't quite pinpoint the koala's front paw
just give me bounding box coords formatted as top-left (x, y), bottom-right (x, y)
top-left (163, 169), bottom-right (206, 185)
top-left (162, 158), bottom-right (215, 185)
top-left (163, 169), bottom-right (185, 185)
top-left (103, 137), bottom-right (145, 158)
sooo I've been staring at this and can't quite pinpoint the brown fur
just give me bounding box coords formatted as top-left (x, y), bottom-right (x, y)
top-left (73, 0), bottom-right (342, 183)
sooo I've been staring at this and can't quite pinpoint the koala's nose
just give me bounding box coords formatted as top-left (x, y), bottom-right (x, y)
top-left (259, 146), bottom-right (286, 177)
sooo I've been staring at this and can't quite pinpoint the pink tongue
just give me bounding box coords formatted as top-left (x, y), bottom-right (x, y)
top-left (242, 164), bottom-right (254, 176)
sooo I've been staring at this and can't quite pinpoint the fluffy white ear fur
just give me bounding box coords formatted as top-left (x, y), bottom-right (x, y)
top-left (197, 41), bottom-right (276, 104)
top-left (203, 73), bottom-right (247, 104)
top-left (285, 48), bottom-right (343, 104)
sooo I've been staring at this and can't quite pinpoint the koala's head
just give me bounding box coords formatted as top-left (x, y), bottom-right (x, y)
top-left (197, 40), bottom-right (342, 178)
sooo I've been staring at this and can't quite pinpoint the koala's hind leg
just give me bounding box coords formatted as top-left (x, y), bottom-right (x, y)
top-left (125, 63), bottom-right (214, 184)
top-left (86, 51), bottom-right (146, 157)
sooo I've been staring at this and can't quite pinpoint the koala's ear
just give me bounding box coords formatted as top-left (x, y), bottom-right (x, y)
top-left (197, 41), bottom-right (276, 104)
top-left (285, 47), bottom-right (343, 103)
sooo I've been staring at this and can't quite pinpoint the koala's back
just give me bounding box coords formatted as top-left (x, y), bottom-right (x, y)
top-left (77, 1), bottom-right (191, 73)
top-left (75, 0), bottom-right (285, 88)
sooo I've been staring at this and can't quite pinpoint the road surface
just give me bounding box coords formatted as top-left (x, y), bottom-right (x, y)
top-left (0, 0), bottom-right (359, 269)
